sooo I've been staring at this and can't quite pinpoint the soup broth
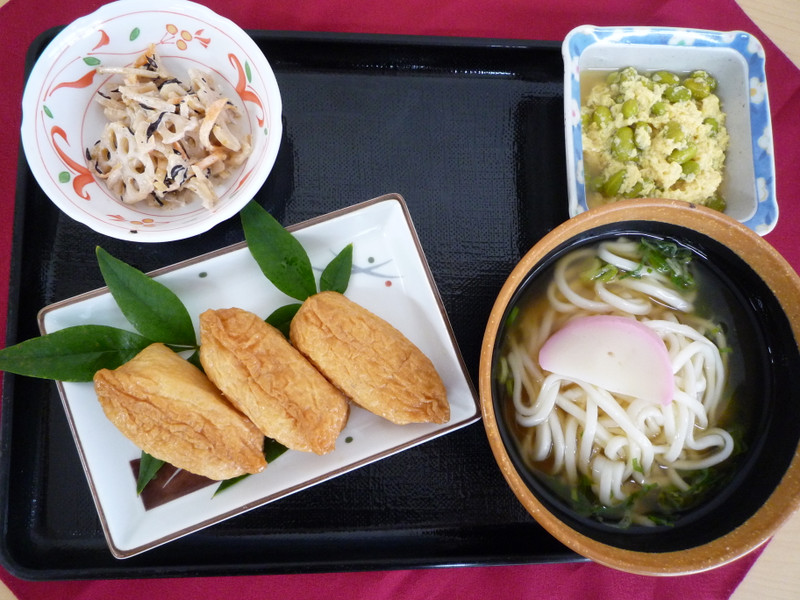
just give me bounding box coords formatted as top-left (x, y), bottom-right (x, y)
top-left (496, 235), bottom-right (758, 528)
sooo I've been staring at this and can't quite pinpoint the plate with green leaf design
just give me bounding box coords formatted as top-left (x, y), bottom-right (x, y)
top-left (32, 194), bottom-right (480, 558)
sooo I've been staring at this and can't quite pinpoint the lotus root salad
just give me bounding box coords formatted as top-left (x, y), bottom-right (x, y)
top-left (495, 236), bottom-right (748, 527)
top-left (86, 44), bottom-right (251, 210)
top-left (581, 67), bottom-right (729, 211)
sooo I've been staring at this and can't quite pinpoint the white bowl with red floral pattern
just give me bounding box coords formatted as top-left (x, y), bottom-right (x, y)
top-left (21, 0), bottom-right (282, 242)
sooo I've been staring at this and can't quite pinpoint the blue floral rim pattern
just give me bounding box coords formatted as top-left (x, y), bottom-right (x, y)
top-left (561, 25), bottom-right (778, 236)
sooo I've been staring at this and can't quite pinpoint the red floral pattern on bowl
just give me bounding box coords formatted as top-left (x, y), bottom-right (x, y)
top-left (21, 0), bottom-right (282, 242)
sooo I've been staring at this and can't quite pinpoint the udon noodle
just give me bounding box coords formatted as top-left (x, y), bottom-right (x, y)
top-left (498, 237), bottom-right (736, 526)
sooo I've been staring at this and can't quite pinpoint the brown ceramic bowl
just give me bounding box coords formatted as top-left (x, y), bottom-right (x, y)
top-left (479, 198), bottom-right (800, 575)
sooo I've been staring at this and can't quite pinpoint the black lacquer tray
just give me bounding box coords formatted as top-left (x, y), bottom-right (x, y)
top-left (0, 28), bottom-right (575, 579)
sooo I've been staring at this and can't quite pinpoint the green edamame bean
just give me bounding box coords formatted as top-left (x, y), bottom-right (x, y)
top-left (690, 70), bottom-right (717, 91)
top-left (615, 126), bottom-right (634, 141)
top-left (623, 178), bottom-right (654, 199)
top-left (602, 169), bottom-right (627, 197)
top-left (650, 101), bottom-right (667, 116)
top-left (652, 70), bottom-right (681, 85)
top-left (618, 67), bottom-right (638, 82)
top-left (664, 85), bottom-right (692, 103)
top-left (703, 117), bottom-right (720, 135)
top-left (668, 144), bottom-right (698, 164)
top-left (681, 160), bottom-right (701, 177)
top-left (592, 105), bottom-right (613, 128)
top-left (682, 70), bottom-right (717, 100)
top-left (611, 126), bottom-right (638, 162)
top-left (704, 193), bottom-right (726, 212)
top-left (624, 181), bottom-right (645, 198)
top-left (621, 98), bottom-right (640, 119)
top-left (683, 78), bottom-right (710, 99)
top-left (663, 120), bottom-right (685, 141)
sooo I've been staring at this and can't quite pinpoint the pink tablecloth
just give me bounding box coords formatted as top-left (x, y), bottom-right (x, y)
top-left (1, 0), bottom-right (798, 598)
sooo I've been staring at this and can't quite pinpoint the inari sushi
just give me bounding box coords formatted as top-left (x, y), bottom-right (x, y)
top-left (199, 307), bottom-right (349, 454)
top-left (94, 342), bottom-right (267, 480)
top-left (290, 291), bottom-right (450, 425)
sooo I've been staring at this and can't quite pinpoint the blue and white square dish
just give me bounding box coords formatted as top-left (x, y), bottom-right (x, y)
top-left (562, 25), bottom-right (777, 235)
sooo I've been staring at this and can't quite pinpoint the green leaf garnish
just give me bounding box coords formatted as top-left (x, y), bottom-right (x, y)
top-left (96, 247), bottom-right (197, 347)
top-left (213, 472), bottom-right (249, 495)
top-left (647, 514), bottom-right (675, 527)
top-left (634, 239), bottom-right (695, 290)
top-left (0, 206), bottom-right (357, 500)
top-left (136, 451), bottom-right (165, 495)
top-left (213, 438), bottom-right (288, 496)
top-left (240, 202), bottom-right (317, 301)
top-left (0, 325), bottom-right (153, 382)
top-left (263, 437), bottom-right (289, 462)
top-left (319, 243), bottom-right (353, 294)
top-left (265, 303), bottom-right (302, 338)
top-left (505, 305), bottom-right (519, 329)
top-left (581, 258), bottom-right (619, 283)
top-left (496, 356), bottom-right (509, 385)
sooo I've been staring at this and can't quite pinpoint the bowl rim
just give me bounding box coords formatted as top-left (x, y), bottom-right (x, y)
top-left (20, 0), bottom-right (283, 243)
top-left (478, 198), bottom-right (800, 575)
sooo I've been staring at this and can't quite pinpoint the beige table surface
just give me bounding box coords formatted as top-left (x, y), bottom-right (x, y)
top-left (727, 3), bottom-right (800, 595)
top-left (0, 0), bottom-right (797, 598)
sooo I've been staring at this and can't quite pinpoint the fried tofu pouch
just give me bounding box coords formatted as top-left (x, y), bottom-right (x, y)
top-left (93, 343), bottom-right (266, 481)
top-left (198, 307), bottom-right (349, 455)
top-left (289, 291), bottom-right (450, 425)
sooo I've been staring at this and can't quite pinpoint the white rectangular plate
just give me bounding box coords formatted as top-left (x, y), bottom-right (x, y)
top-left (38, 193), bottom-right (480, 558)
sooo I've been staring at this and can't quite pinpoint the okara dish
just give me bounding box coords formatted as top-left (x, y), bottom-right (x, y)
top-left (562, 25), bottom-right (777, 235)
top-left (582, 67), bottom-right (729, 210)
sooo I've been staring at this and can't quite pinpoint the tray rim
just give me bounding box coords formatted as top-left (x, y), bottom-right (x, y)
top-left (0, 27), bottom-right (577, 580)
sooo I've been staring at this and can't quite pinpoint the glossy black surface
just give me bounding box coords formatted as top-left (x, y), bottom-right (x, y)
top-left (1, 29), bottom-right (572, 579)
